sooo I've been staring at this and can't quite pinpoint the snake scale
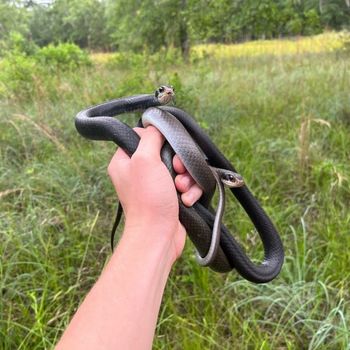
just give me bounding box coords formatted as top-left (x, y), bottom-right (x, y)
top-left (75, 85), bottom-right (284, 283)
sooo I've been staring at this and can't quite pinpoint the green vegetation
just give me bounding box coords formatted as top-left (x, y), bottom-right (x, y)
top-left (0, 33), bottom-right (349, 349)
top-left (1, 0), bottom-right (350, 55)
top-left (0, 40), bottom-right (91, 99)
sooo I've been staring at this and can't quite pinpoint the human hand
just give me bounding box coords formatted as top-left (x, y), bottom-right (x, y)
top-left (108, 126), bottom-right (203, 261)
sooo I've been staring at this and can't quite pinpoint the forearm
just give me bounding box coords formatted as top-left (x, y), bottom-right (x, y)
top-left (56, 223), bottom-right (175, 350)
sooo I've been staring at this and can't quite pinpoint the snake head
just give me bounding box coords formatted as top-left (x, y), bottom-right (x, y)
top-left (155, 85), bottom-right (175, 104)
top-left (221, 171), bottom-right (245, 188)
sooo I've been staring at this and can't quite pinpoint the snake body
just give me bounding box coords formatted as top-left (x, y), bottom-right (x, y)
top-left (75, 86), bottom-right (284, 283)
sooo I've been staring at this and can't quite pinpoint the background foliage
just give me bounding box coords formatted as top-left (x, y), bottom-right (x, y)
top-left (0, 0), bottom-right (350, 55)
top-left (0, 1), bottom-right (350, 349)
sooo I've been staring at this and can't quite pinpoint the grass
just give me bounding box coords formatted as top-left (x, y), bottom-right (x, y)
top-left (0, 32), bottom-right (350, 349)
top-left (193, 31), bottom-right (347, 59)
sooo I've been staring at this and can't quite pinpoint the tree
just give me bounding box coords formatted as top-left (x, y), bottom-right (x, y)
top-left (29, 0), bottom-right (110, 50)
top-left (106, 0), bottom-right (192, 57)
top-left (318, 0), bottom-right (350, 28)
top-left (2, 0), bottom-right (349, 55)
top-left (0, 0), bottom-right (30, 42)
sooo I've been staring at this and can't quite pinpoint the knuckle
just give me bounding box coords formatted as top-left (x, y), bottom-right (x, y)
top-left (132, 151), bottom-right (154, 165)
top-left (174, 175), bottom-right (184, 191)
top-left (147, 126), bottom-right (163, 140)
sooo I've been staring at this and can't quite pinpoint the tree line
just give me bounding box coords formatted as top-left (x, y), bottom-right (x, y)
top-left (1, 0), bottom-right (349, 56)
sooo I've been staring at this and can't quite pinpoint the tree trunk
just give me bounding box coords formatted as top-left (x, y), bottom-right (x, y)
top-left (319, 0), bottom-right (324, 13)
top-left (179, 0), bottom-right (190, 62)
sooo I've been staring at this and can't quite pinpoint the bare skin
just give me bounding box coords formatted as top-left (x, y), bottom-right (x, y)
top-left (56, 126), bottom-right (203, 350)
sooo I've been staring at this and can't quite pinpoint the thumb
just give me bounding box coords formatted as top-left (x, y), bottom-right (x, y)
top-left (133, 126), bottom-right (165, 161)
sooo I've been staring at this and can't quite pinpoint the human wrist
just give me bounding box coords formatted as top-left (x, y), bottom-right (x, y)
top-left (123, 211), bottom-right (178, 239)
top-left (118, 220), bottom-right (179, 267)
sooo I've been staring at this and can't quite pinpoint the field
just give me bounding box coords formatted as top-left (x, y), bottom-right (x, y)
top-left (0, 33), bottom-right (349, 349)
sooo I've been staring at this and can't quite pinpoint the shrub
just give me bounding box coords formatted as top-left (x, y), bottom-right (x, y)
top-left (35, 43), bottom-right (91, 70)
top-left (0, 31), bottom-right (38, 57)
top-left (286, 16), bottom-right (303, 36)
top-left (303, 9), bottom-right (322, 36)
top-left (147, 47), bottom-right (183, 68)
top-left (0, 53), bottom-right (37, 99)
top-left (106, 51), bottom-right (146, 70)
top-left (0, 43), bottom-right (91, 99)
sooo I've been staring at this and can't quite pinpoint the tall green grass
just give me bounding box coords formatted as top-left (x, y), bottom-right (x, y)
top-left (1, 33), bottom-right (349, 349)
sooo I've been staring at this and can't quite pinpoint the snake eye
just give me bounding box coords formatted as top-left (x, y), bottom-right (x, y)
top-left (223, 174), bottom-right (236, 182)
top-left (159, 86), bottom-right (165, 93)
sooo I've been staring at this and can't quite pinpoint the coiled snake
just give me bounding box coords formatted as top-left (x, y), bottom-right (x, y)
top-left (75, 85), bottom-right (284, 283)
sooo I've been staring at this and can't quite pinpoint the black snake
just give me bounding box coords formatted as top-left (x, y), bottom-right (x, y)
top-left (75, 85), bottom-right (284, 283)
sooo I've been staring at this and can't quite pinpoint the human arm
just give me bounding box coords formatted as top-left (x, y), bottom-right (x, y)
top-left (56, 126), bottom-right (202, 350)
